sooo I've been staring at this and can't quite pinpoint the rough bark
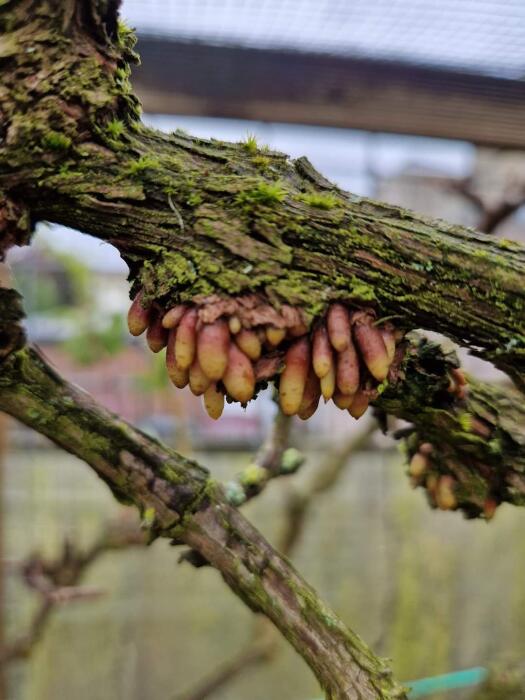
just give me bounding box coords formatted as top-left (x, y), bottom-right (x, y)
top-left (1, 1), bottom-right (524, 390)
top-left (379, 337), bottom-right (525, 516)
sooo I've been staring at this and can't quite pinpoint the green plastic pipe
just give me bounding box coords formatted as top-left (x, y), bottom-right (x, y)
top-left (406, 667), bottom-right (488, 698)
top-left (311, 666), bottom-right (488, 699)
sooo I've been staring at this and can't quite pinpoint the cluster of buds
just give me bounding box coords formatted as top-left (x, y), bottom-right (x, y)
top-left (127, 292), bottom-right (403, 421)
top-left (408, 438), bottom-right (499, 520)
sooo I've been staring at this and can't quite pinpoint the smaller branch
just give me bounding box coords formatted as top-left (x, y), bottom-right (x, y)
top-left (448, 177), bottom-right (485, 213)
top-left (0, 346), bottom-right (408, 699)
top-left (1, 515), bottom-right (146, 665)
top-left (224, 408), bottom-right (303, 506)
top-left (280, 421), bottom-right (377, 555)
top-left (174, 617), bottom-right (277, 700)
top-left (480, 196), bottom-right (525, 235)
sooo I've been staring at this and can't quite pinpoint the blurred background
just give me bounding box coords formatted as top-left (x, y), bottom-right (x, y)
top-left (3, 1), bottom-right (525, 698)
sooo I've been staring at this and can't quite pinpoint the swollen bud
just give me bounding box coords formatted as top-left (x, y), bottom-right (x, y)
top-left (166, 329), bottom-right (190, 388)
top-left (127, 290), bottom-right (151, 336)
top-left (353, 319), bottom-right (390, 382)
top-left (312, 324), bottom-right (333, 379)
top-left (197, 319), bottom-right (230, 380)
top-left (222, 343), bottom-right (255, 403)
top-left (162, 305), bottom-right (187, 329)
top-left (235, 329), bottom-right (262, 360)
top-left (333, 392), bottom-right (355, 410)
top-left (298, 370), bottom-right (321, 420)
top-left (348, 389), bottom-right (369, 419)
top-left (327, 303), bottom-right (350, 352)
top-left (189, 359), bottom-right (212, 396)
top-left (266, 326), bottom-right (286, 346)
top-left (426, 474), bottom-right (438, 497)
top-left (336, 341), bottom-right (360, 396)
top-left (320, 363), bottom-right (336, 401)
top-left (436, 476), bottom-right (457, 510)
top-left (203, 383), bottom-right (225, 420)
top-left (288, 322), bottom-right (308, 338)
top-left (408, 453), bottom-right (428, 478)
top-left (175, 308), bottom-right (198, 370)
top-left (228, 315), bottom-right (242, 334)
top-left (483, 498), bottom-right (498, 521)
top-left (451, 368), bottom-right (468, 400)
top-left (380, 324), bottom-right (396, 363)
top-left (146, 314), bottom-right (168, 353)
top-left (279, 337), bottom-right (310, 416)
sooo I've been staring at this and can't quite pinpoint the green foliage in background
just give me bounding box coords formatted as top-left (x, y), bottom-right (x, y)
top-left (63, 313), bottom-right (126, 365)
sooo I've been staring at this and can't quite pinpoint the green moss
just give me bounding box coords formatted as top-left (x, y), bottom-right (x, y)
top-left (298, 192), bottom-right (340, 210)
top-left (242, 133), bottom-right (259, 154)
top-left (106, 119), bottom-right (125, 139)
top-left (458, 412), bottom-right (473, 432)
top-left (141, 251), bottom-right (198, 300)
top-left (141, 506), bottom-right (156, 528)
top-left (126, 155), bottom-right (161, 175)
top-left (497, 237), bottom-right (520, 250)
top-left (236, 181), bottom-right (287, 207)
top-left (42, 131), bottom-right (72, 151)
top-left (252, 155), bottom-right (271, 171)
top-left (186, 192), bottom-right (203, 207)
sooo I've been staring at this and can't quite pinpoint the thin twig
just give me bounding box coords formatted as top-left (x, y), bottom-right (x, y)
top-left (174, 618), bottom-right (277, 700)
top-left (176, 420), bottom-right (377, 700)
top-left (224, 409), bottom-right (302, 506)
top-left (447, 177), bottom-right (525, 234)
top-left (1, 516), bottom-right (146, 665)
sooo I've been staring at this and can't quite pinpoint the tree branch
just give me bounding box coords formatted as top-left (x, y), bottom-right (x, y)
top-left (224, 409), bottom-right (303, 506)
top-left (0, 345), bottom-right (406, 699)
top-left (0, 2), bottom-right (524, 390)
top-left (2, 0), bottom-right (525, 695)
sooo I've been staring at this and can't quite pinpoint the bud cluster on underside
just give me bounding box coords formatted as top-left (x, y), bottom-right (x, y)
top-left (128, 292), bottom-right (405, 420)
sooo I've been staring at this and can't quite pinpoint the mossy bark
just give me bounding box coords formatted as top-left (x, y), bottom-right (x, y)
top-left (377, 337), bottom-right (525, 516)
top-left (1, 2), bottom-right (524, 390)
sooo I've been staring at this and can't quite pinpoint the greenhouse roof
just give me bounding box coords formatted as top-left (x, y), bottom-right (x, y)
top-left (122, 0), bottom-right (525, 79)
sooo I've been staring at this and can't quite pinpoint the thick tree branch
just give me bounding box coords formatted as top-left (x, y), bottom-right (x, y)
top-left (1, 2), bottom-right (524, 391)
top-left (0, 345), bottom-right (406, 699)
